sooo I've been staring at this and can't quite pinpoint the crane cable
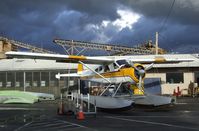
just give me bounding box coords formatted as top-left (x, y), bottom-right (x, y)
top-left (159, 0), bottom-right (176, 33)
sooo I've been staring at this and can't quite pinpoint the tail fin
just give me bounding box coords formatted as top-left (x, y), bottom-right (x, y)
top-left (77, 63), bottom-right (83, 74)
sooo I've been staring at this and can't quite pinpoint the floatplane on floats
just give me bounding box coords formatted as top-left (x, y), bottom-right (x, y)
top-left (6, 51), bottom-right (193, 109)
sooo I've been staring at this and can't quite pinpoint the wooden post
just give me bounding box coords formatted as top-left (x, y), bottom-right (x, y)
top-left (155, 32), bottom-right (158, 55)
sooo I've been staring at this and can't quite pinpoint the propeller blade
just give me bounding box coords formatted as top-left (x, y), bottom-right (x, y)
top-left (138, 75), bottom-right (142, 89)
top-left (137, 70), bottom-right (145, 93)
top-left (126, 59), bottom-right (134, 67)
top-left (145, 63), bottom-right (154, 71)
top-left (134, 66), bottom-right (139, 71)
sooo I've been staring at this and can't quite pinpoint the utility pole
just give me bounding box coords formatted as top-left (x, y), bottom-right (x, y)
top-left (155, 32), bottom-right (159, 55)
top-left (71, 40), bottom-right (74, 55)
top-left (23, 72), bottom-right (26, 92)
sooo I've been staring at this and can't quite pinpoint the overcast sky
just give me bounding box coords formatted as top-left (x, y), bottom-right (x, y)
top-left (0, 0), bottom-right (199, 54)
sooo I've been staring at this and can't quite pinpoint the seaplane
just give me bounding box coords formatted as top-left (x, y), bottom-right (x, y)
top-left (5, 51), bottom-right (194, 110)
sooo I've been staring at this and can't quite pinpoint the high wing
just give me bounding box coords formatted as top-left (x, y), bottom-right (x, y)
top-left (108, 55), bottom-right (194, 63)
top-left (6, 51), bottom-right (194, 64)
top-left (5, 51), bottom-right (113, 64)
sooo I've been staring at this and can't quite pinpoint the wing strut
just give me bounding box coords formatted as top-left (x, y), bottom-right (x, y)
top-left (78, 61), bottom-right (111, 84)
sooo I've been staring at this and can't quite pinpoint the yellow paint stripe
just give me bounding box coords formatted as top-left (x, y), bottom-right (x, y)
top-left (77, 63), bottom-right (83, 73)
top-left (154, 57), bottom-right (166, 63)
top-left (68, 55), bottom-right (86, 60)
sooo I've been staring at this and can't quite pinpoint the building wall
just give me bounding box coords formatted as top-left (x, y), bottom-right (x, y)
top-left (146, 68), bottom-right (196, 95)
top-left (0, 40), bottom-right (15, 59)
top-left (161, 72), bottom-right (192, 95)
top-left (0, 41), bottom-right (5, 59)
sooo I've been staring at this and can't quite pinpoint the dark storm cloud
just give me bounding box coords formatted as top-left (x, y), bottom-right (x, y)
top-left (109, 15), bottom-right (199, 53)
top-left (0, 0), bottom-right (120, 27)
top-left (111, 0), bottom-right (199, 53)
top-left (64, 0), bottom-right (120, 21)
top-left (109, 17), bottom-right (159, 45)
top-left (0, 0), bottom-right (199, 53)
top-left (0, 0), bottom-right (120, 47)
top-left (123, 0), bottom-right (199, 26)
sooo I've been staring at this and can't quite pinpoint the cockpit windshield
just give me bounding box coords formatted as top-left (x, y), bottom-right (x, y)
top-left (116, 60), bottom-right (128, 66)
top-left (116, 60), bottom-right (131, 68)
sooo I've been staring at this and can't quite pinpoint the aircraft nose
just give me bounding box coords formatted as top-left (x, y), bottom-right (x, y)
top-left (138, 69), bottom-right (145, 76)
top-left (134, 65), bottom-right (145, 78)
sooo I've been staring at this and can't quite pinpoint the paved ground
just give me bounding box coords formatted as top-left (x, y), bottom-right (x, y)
top-left (1, 97), bottom-right (199, 131)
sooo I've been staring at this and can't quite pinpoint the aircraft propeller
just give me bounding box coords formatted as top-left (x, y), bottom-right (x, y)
top-left (136, 63), bottom-right (154, 91)
top-left (127, 60), bottom-right (154, 92)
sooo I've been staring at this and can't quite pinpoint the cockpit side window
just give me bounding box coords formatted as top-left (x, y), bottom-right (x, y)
top-left (104, 65), bottom-right (110, 72)
top-left (95, 68), bottom-right (98, 72)
top-left (95, 66), bottom-right (103, 73)
top-left (99, 66), bottom-right (103, 72)
top-left (113, 62), bottom-right (118, 69)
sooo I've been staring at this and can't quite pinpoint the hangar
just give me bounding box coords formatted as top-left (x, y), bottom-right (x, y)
top-left (0, 59), bottom-right (78, 97)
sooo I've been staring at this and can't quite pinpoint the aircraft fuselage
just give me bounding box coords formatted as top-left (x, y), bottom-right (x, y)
top-left (82, 67), bottom-right (140, 84)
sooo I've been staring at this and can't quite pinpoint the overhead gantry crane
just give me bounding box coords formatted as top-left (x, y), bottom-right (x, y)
top-left (0, 35), bottom-right (166, 57)
top-left (53, 39), bottom-right (154, 55)
top-left (0, 36), bottom-right (57, 54)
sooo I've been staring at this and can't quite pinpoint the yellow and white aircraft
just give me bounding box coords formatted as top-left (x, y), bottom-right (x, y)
top-left (6, 51), bottom-right (193, 109)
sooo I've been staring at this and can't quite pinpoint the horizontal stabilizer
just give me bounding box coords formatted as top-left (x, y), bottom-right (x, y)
top-left (55, 73), bottom-right (87, 79)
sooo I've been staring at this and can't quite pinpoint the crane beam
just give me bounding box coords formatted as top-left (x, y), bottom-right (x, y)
top-left (0, 36), bottom-right (56, 54)
top-left (54, 39), bottom-right (153, 55)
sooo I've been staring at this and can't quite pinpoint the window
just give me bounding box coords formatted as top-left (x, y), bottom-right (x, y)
top-left (33, 72), bottom-right (40, 87)
top-left (99, 66), bottom-right (103, 72)
top-left (25, 72), bottom-right (32, 87)
top-left (104, 65), bottom-right (110, 72)
top-left (116, 60), bottom-right (131, 68)
top-left (16, 72), bottom-right (24, 87)
top-left (50, 72), bottom-right (58, 87)
top-left (116, 60), bottom-right (128, 66)
top-left (195, 72), bottom-right (199, 86)
top-left (113, 63), bottom-right (118, 69)
top-left (0, 72), bottom-right (6, 88)
top-left (95, 68), bottom-right (98, 72)
top-left (166, 72), bottom-right (184, 83)
top-left (7, 72), bottom-right (15, 87)
top-left (41, 72), bottom-right (49, 87)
